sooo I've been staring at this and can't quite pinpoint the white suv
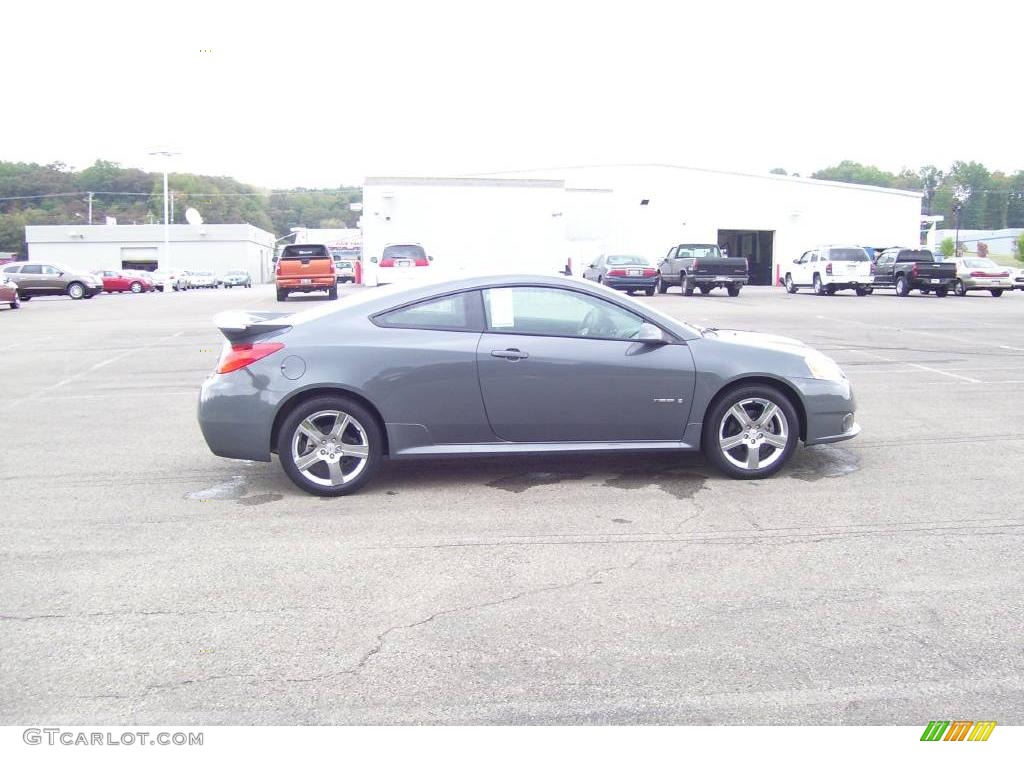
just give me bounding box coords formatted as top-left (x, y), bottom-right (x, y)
top-left (784, 246), bottom-right (874, 295)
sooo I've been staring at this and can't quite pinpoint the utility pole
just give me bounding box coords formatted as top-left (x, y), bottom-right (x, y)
top-left (170, 191), bottom-right (175, 224)
top-left (148, 148), bottom-right (180, 269)
top-left (87, 192), bottom-right (94, 225)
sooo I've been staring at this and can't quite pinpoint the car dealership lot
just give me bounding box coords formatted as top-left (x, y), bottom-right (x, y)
top-left (1, 286), bottom-right (1022, 725)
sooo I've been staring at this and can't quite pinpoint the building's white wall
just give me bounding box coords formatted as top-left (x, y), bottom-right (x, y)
top-left (361, 179), bottom-right (568, 285)
top-left (934, 228), bottom-right (1023, 256)
top-left (25, 225), bottom-right (276, 282)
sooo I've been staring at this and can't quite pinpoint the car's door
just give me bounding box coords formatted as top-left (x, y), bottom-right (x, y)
top-left (792, 251), bottom-right (811, 284)
top-left (874, 252), bottom-right (896, 286)
top-left (659, 247), bottom-right (678, 281)
top-left (476, 285), bottom-right (696, 443)
top-left (17, 264), bottom-right (46, 293)
top-left (40, 264), bottom-right (67, 292)
top-left (583, 256), bottom-right (604, 282)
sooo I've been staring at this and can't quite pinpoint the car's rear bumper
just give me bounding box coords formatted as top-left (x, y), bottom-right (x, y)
top-left (962, 278), bottom-right (1014, 289)
top-left (821, 278), bottom-right (872, 288)
top-left (603, 276), bottom-right (658, 290)
top-left (278, 278), bottom-right (335, 291)
top-left (198, 373), bottom-right (275, 462)
top-left (693, 276), bottom-right (748, 286)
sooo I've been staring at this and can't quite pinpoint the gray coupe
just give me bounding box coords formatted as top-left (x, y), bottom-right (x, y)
top-left (198, 275), bottom-right (859, 496)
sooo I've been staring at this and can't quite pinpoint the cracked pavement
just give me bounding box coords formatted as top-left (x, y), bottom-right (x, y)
top-left (1, 285), bottom-right (1023, 724)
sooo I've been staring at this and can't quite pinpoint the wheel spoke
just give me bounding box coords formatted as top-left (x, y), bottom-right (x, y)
top-left (298, 418), bottom-right (324, 443)
top-left (326, 460), bottom-right (345, 485)
top-left (729, 404), bottom-right (751, 428)
top-left (720, 433), bottom-right (746, 451)
top-left (757, 403), bottom-right (779, 428)
top-left (342, 442), bottom-right (369, 458)
top-left (295, 451), bottom-right (323, 471)
top-left (328, 413), bottom-right (351, 440)
top-left (745, 445), bottom-right (760, 470)
top-left (762, 432), bottom-right (787, 449)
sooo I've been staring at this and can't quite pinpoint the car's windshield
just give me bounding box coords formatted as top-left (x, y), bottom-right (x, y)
top-left (605, 255), bottom-right (649, 266)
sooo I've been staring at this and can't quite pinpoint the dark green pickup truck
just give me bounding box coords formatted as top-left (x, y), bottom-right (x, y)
top-left (657, 243), bottom-right (749, 296)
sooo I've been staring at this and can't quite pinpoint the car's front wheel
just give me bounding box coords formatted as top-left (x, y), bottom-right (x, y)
top-left (277, 396), bottom-right (383, 496)
top-left (954, 279), bottom-right (967, 296)
top-left (785, 274), bottom-right (798, 293)
top-left (130, 281), bottom-right (142, 293)
top-left (67, 282), bottom-right (85, 300)
top-left (9, 292), bottom-right (20, 309)
top-left (656, 277), bottom-right (668, 294)
top-left (702, 385), bottom-right (799, 480)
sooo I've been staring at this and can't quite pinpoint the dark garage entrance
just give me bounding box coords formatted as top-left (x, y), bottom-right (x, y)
top-left (718, 230), bottom-right (774, 286)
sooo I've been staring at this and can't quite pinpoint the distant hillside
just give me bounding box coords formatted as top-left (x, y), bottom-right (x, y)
top-left (0, 160), bottom-right (361, 255)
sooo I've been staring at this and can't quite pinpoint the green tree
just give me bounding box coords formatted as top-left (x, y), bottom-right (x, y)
top-left (939, 237), bottom-right (956, 258)
top-left (811, 160), bottom-right (896, 187)
top-left (1015, 232), bottom-right (1024, 264)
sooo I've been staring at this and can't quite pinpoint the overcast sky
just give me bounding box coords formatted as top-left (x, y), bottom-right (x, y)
top-left (6, 0), bottom-right (1020, 188)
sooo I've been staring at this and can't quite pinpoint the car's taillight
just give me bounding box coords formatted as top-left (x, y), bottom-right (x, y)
top-left (607, 268), bottom-right (627, 276)
top-left (643, 268), bottom-right (657, 276)
top-left (414, 258), bottom-right (430, 267)
top-left (216, 342), bottom-right (285, 374)
top-left (869, 262), bottom-right (876, 275)
top-left (275, 262), bottom-right (283, 275)
top-left (379, 258), bottom-right (395, 267)
top-left (825, 262), bottom-right (833, 275)
top-left (911, 263), bottom-right (919, 276)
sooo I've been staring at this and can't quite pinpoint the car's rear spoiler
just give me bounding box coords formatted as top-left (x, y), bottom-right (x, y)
top-left (213, 310), bottom-right (293, 343)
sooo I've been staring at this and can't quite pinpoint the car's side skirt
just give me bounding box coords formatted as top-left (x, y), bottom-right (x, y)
top-left (391, 439), bottom-right (699, 459)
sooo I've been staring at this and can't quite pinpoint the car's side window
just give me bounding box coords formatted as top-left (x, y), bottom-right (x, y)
top-left (2, 264), bottom-right (20, 273)
top-left (482, 286), bottom-right (644, 341)
top-left (374, 291), bottom-right (481, 331)
top-left (21, 265), bottom-right (42, 274)
top-left (798, 252), bottom-right (809, 264)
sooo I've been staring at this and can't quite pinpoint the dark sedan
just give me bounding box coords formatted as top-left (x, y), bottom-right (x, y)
top-left (198, 275), bottom-right (859, 496)
top-left (582, 255), bottom-right (659, 296)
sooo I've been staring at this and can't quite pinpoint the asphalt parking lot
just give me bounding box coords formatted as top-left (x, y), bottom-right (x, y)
top-left (1, 284), bottom-right (1022, 725)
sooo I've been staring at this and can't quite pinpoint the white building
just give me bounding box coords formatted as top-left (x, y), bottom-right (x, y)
top-left (25, 224), bottom-right (276, 281)
top-left (934, 228), bottom-right (1023, 257)
top-left (361, 165), bottom-right (923, 286)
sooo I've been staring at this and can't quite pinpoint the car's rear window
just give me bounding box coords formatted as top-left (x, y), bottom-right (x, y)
top-left (383, 245), bottom-right (427, 261)
top-left (282, 245), bottom-right (330, 259)
top-left (897, 250), bottom-right (933, 262)
top-left (606, 255), bottom-right (649, 266)
top-left (963, 258), bottom-right (998, 269)
top-left (375, 291), bottom-right (477, 331)
top-left (828, 249), bottom-right (869, 262)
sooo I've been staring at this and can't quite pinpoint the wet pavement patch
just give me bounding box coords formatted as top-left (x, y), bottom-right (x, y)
top-left (787, 445), bottom-right (861, 481)
top-left (236, 493), bottom-right (283, 506)
top-left (611, 518), bottom-right (632, 524)
top-left (603, 467), bottom-right (707, 500)
top-left (487, 471), bottom-right (589, 493)
top-left (184, 476), bottom-right (248, 501)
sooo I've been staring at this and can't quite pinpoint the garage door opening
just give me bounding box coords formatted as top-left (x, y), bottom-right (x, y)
top-left (718, 230), bottom-right (774, 286)
top-left (120, 247), bottom-right (159, 272)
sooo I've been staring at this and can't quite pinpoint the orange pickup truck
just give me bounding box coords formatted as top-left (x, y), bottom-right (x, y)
top-left (275, 244), bottom-right (338, 301)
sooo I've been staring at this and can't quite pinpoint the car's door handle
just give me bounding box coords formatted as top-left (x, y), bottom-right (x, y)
top-left (491, 348), bottom-right (529, 360)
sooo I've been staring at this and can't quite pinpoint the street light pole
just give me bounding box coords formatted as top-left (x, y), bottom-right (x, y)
top-left (148, 149), bottom-right (180, 269)
top-left (87, 192), bottom-right (94, 225)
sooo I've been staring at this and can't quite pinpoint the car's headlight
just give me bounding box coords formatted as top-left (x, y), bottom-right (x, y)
top-left (804, 352), bottom-right (846, 382)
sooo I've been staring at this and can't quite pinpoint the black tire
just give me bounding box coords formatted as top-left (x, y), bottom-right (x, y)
top-left (954, 279), bottom-right (967, 296)
top-left (656, 276), bottom-right (668, 294)
top-left (855, 287), bottom-right (869, 296)
top-left (702, 384), bottom-right (800, 480)
top-left (813, 274), bottom-right (825, 295)
top-left (130, 281), bottom-right (142, 294)
top-left (935, 287), bottom-right (949, 297)
top-left (10, 292), bottom-right (20, 309)
top-left (785, 274), bottom-right (798, 293)
top-left (682, 274), bottom-right (694, 296)
top-left (727, 284), bottom-right (741, 297)
top-left (276, 288), bottom-right (288, 302)
top-left (328, 286), bottom-right (338, 300)
top-left (277, 395), bottom-right (383, 496)
top-left (67, 282), bottom-right (85, 300)
top-left (920, 288), bottom-right (930, 295)
top-left (625, 289), bottom-right (635, 296)
top-left (18, 293), bottom-right (30, 301)
top-left (990, 289), bottom-right (1004, 297)
top-left (644, 287), bottom-right (655, 296)
top-left (895, 274), bottom-right (911, 297)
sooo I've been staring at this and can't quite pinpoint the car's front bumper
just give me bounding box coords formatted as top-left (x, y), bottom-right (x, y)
top-left (792, 376), bottom-right (859, 446)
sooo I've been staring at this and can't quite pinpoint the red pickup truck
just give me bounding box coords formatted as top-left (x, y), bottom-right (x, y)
top-left (276, 244), bottom-right (337, 302)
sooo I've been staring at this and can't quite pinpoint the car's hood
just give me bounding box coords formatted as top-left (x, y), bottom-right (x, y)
top-left (701, 328), bottom-right (810, 354)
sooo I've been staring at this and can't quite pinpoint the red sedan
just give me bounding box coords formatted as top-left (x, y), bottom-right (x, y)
top-left (93, 270), bottom-right (154, 294)
top-left (1, 274), bottom-right (20, 309)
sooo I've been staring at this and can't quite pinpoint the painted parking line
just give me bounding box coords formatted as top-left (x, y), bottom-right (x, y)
top-left (817, 315), bottom-right (1024, 352)
top-left (905, 363), bottom-right (983, 384)
top-left (0, 336), bottom-right (53, 352)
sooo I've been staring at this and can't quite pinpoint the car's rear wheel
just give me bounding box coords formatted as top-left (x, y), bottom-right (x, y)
top-left (920, 288), bottom-right (930, 294)
top-left (10, 292), bottom-right (20, 309)
top-left (855, 287), bottom-right (871, 296)
top-left (785, 274), bottom-right (798, 293)
top-left (625, 289), bottom-right (635, 295)
top-left (276, 288), bottom-right (288, 302)
top-left (682, 274), bottom-right (694, 295)
top-left (644, 287), bottom-right (655, 296)
top-left (895, 275), bottom-right (911, 296)
top-left (703, 385), bottom-right (799, 479)
top-left (813, 274), bottom-right (825, 295)
top-left (67, 282), bottom-right (85, 300)
top-left (935, 287), bottom-right (949, 297)
top-left (954, 279), bottom-right (967, 296)
top-left (328, 286), bottom-right (338, 300)
top-left (990, 289), bottom-right (1004, 297)
top-left (727, 284), bottom-right (741, 297)
top-left (277, 397), bottom-right (383, 496)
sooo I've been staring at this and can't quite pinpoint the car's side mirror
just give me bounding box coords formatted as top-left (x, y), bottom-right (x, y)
top-left (427, 255), bottom-right (433, 262)
top-left (793, 259), bottom-right (801, 265)
top-left (370, 256), bottom-right (379, 264)
top-left (636, 323), bottom-right (669, 345)
top-left (588, 263), bottom-right (596, 269)
top-left (271, 256), bottom-right (278, 263)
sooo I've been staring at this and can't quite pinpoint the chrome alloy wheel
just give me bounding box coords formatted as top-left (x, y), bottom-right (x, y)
top-left (718, 397), bottom-right (789, 471)
top-left (290, 409), bottom-right (370, 487)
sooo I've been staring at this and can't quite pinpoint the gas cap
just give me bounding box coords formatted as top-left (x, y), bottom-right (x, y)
top-left (279, 355), bottom-right (306, 381)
